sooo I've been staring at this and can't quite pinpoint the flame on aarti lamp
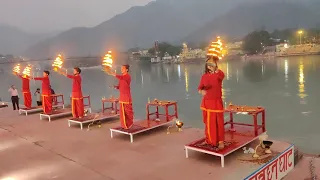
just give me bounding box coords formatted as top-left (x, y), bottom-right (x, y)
top-left (22, 64), bottom-right (32, 78)
top-left (102, 51), bottom-right (113, 69)
top-left (207, 36), bottom-right (223, 60)
top-left (52, 54), bottom-right (63, 71)
top-left (13, 64), bottom-right (21, 74)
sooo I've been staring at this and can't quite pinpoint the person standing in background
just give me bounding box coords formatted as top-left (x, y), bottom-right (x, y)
top-left (50, 85), bottom-right (57, 105)
top-left (34, 88), bottom-right (42, 106)
top-left (8, 85), bottom-right (19, 110)
top-left (50, 85), bottom-right (55, 95)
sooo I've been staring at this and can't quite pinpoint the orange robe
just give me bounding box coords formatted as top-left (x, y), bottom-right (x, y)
top-left (18, 75), bottom-right (32, 109)
top-left (198, 70), bottom-right (225, 146)
top-left (67, 74), bottom-right (84, 118)
top-left (34, 77), bottom-right (52, 114)
top-left (115, 74), bottom-right (134, 129)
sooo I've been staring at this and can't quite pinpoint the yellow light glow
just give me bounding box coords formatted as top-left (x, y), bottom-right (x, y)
top-left (22, 64), bottom-right (32, 78)
top-left (284, 60), bottom-right (288, 82)
top-left (207, 36), bottom-right (224, 60)
top-left (298, 30), bottom-right (303, 34)
top-left (184, 67), bottom-right (189, 93)
top-left (52, 54), bottom-right (64, 71)
top-left (298, 61), bottom-right (307, 99)
top-left (102, 51), bottom-right (113, 68)
top-left (12, 64), bottom-right (21, 74)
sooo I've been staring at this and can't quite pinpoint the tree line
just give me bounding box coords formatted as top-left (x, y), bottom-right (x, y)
top-left (242, 28), bottom-right (320, 54)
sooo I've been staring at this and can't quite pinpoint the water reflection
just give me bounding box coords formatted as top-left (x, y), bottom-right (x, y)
top-left (166, 67), bottom-right (169, 82)
top-left (261, 61), bottom-right (265, 75)
top-left (1, 57), bottom-right (320, 154)
top-left (184, 67), bottom-right (189, 93)
top-left (177, 64), bottom-right (181, 80)
top-left (226, 62), bottom-right (230, 80)
top-left (236, 69), bottom-right (239, 83)
top-left (298, 61), bottom-right (308, 103)
top-left (284, 59), bottom-right (288, 83)
top-left (141, 70), bottom-right (144, 87)
top-left (243, 60), bottom-right (277, 83)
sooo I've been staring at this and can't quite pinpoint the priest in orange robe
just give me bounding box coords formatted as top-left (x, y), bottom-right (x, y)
top-left (15, 73), bottom-right (32, 109)
top-left (60, 67), bottom-right (84, 118)
top-left (33, 71), bottom-right (52, 114)
top-left (106, 65), bottom-right (134, 129)
top-left (198, 58), bottom-right (225, 149)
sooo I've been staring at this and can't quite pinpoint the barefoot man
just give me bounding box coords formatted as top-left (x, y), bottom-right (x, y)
top-left (105, 65), bottom-right (134, 129)
top-left (14, 72), bottom-right (32, 109)
top-left (33, 71), bottom-right (52, 114)
top-left (198, 57), bottom-right (225, 149)
top-left (59, 67), bottom-right (84, 119)
top-left (198, 37), bottom-right (225, 149)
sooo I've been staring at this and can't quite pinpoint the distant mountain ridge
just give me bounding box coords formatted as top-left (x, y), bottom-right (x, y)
top-left (24, 0), bottom-right (263, 59)
top-left (183, 1), bottom-right (320, 44)
top-left (23, 0), bottom-right (320, 59)
top-left (0, 24), bottom-right (59, 55)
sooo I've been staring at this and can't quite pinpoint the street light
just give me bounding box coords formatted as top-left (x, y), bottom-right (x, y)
top-left (298, 30), bottom-right (303, 44)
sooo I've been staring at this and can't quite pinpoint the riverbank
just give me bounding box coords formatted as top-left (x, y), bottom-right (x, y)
top-left (241, 52), bottom-right (320, 60)
top-left (0, 107), bottom-right (319, 179)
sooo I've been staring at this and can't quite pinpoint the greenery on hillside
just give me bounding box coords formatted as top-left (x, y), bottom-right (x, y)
top-left (147, 42), bottom-right (182, 57)
top-left (242, 31), bottom-right (273, 54)
top-left (184, 1), bottom-right (320, 45)
top-left (270, 28), bottom-right (320, 44)
top-left (242, 28), bottom-right (320, 54)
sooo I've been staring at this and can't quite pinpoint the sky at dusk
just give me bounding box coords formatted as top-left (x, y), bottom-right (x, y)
top-left (0, 0), bottom-right (153, 33)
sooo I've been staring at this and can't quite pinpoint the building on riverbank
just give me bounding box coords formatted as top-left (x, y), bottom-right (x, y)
top-left (177, 43), bottom-right (206, 63)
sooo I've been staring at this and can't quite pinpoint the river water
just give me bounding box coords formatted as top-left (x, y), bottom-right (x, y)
top-left (0, 56), bottom-right (319, 154)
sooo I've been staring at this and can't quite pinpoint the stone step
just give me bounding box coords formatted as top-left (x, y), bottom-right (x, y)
top-left (294, 148), bottom-right (304, 166)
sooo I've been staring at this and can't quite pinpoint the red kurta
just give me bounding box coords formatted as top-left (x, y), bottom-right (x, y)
top-left (115, 74), bottom-right (134, 129)
top-left (198, 70), bottom-right (225, 146)
top-left (18, 75), bottom-right (32, 109)
top-left (67, 74), bottom-right (84, 118)
top-left (34, 76), bottom-right (52, 114)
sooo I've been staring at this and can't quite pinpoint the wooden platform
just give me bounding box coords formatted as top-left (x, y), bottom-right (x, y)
top-left (39, 107), bottom-right (92, 122)
top-left (40, 108), bottom-right (72, 122)
top-left (0, 109), bottom-right (297, 180)
top-left (185, 125), bottom-right (263, 167)
top-left (110, 119), bottom-right (173, 143)
top-left (0, 104), bottom-right (8, 108)
top-left (68, 111), bottom-right (119, 130)
top-left (18, 104), bottom-right (64, 116)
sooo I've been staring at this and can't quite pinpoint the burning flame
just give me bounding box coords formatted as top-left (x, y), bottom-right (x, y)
top-left (13, 64), bottom-right (21, 74)
top-left (207, 36), bottom-right (223, 60)
top-left (22, 64), bottom-right (32, 78)
top-left (52, 54), bottom-right (63, 71)
top-left (102, 51), bottom-right (113, 68)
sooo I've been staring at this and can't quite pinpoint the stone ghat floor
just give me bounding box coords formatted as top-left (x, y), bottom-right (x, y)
top-left (284, 155), bottom-right (320, 180)
top-left (0, 108), bottom-right (319, 180)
